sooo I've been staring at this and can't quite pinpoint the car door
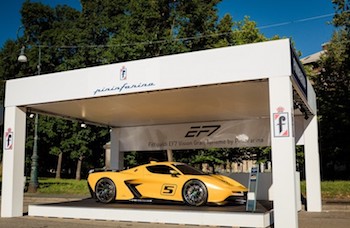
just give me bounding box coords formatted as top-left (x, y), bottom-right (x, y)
top-left (137, 164), bottom-right (183, 200)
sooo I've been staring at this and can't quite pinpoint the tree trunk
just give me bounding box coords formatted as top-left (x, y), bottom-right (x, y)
top-left (55, 152), bottom-right (62, 179)
top-left (75, 155), bottom-right (83, 180)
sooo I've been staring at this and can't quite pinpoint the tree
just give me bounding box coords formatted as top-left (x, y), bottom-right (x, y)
top-left (21, 1), bottom-right (82, 73)
top-left (40, 117), bottom-right (72, 179)
top-left (175, 0), bottom-right (221, 51)
top-left (213, 14), bottom-right (235, 48)
top-left (233, 16), bottom-right (269, 44)
top-left (69, 124), bottom-right (93, 180)
top-left (103, 0), bottom-right (184, 62)
top-left (312, 0), bottom-right (350, 179)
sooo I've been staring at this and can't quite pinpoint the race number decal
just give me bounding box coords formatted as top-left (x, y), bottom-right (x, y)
top-left (161, 184), bottom-right (177, 196)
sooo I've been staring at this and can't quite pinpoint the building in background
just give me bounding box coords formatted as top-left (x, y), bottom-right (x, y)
top-left (300, 43), bottom-right (329, 76)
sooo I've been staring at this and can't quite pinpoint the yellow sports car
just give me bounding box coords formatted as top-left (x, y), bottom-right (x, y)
top-left (87, 161), bottom-right (247, 206)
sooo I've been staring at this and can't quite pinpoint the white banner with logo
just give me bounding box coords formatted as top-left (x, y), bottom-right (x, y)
top-left (117, 119), bottom-right (271, 151)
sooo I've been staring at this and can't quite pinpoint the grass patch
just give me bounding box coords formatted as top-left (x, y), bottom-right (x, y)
top-left (320, 181), bottom-right (350, 199)
top-left (34, 178), bottom-right (90, 195)
top-left (2, 176), bottom-right (350, 199)
top-left (301, 180), bottom-right (350, 199)
top-left (34, 179), bottom-right (350, 199)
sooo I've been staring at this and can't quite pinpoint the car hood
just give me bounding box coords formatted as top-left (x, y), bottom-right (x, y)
top-left (199, 174), bottom-right (247, 191)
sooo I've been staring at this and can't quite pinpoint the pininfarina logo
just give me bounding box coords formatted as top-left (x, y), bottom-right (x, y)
top-left (120, 66), bottom-right (127, 80)
top-left (273, 107), bottom-right (289, 137)
top-left (92, 65), bottom-right (156, 96)
top-left (93, 82), bottom-right (156, 95)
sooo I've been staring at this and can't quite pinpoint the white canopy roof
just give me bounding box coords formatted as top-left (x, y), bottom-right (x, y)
top-left (5, 39), bottom-right (312, 127)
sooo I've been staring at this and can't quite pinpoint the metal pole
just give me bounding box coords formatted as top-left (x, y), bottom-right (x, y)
top-left (28, 113), bottom-right (39, 192)
top-left (27, 45), bottom-right (41, 193)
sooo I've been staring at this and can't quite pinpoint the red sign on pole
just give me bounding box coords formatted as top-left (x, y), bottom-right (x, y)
top-left (5, 128), bottom-right (13, 150)
top-left (273, 107), bottom-right (289, 137)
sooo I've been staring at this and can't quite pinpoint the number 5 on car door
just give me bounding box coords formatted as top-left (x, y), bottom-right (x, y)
top-left (161, 184), bottom-right (177, 195)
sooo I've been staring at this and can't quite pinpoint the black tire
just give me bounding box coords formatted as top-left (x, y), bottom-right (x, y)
top-left (182, 179), bottom-right (208, 206)
top-left (95, 178), bottom-right (116, 203)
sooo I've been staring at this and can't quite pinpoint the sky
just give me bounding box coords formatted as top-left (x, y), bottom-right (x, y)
top-left (0, 0), bottom-right (335, 58)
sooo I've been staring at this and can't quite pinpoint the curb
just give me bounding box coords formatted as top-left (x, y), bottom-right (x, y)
top-left (24, 193), bottom-right (89, 198)
top-left (322, 200), bottom-right (350, 211)
top-left (23, 194), bottom-right (90, 205)
top-left (21, 195), bottom-right (350, 212)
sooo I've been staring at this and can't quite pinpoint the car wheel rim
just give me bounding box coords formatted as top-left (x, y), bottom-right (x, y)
top-left (183, 180), bottom-right (207, 206)
top-left (96, 179), bottom-right (115, 203)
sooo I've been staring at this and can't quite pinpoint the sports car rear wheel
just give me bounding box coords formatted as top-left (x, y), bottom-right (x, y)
top-left (182, 179), bottom-right (208, 206)
top-left (95, 178), bottom-right (116, 203)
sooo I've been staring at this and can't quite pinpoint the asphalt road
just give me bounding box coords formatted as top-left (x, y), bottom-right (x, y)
top-left (0, 196), bottom-right (349, 228)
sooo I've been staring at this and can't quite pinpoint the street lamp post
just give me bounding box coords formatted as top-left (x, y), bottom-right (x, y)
top-left (18, 41), bottom-right (41, 193)
top-left (28, 112), bottom-right (39, 192)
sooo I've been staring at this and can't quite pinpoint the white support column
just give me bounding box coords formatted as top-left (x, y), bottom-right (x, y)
top-left (110, 128), bottom-right (123, 170)
top-left (304, 115), bottom-right (322, 211)
top-left (269, 77), bottom-right (298, 228)
top-left (1, 107), bottom-right (26, 217)
top-left (103, 142), bottom-right (111, 169)
top-left (167, 149), bottom-right (173, 162)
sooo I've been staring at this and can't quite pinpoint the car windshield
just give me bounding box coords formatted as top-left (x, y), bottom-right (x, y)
top-left (173, 164), bottom-right (205, 175)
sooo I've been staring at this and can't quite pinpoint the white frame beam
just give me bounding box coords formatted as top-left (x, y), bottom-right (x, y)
top-left (269, 76), bottom-right (298, 228)
top-left (110, 128), bottom-right (123, 170)
top-left (304, 115), bottom-right (322, 211)
top-left (1, 107), bottom-right (26, 217)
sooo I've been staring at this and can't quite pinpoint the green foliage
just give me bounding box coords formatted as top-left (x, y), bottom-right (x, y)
top-left (320, 181), bottom-right (350, 199)
top-left (213, 14), bottom-right (234, 48)
top-left (332, 0), bottom-right (350, 33)
top-left (124, 150), bottom-right (168, 168)
top-left (300, 180), bottom-right (350, 199)
top-left (172, 147), bottom-right (272, 172)
top-left (192, 148), bottom-right (225, 165)
top-left (29, 114), bottom-right (109, 178)
top-left (231, 16), bottom-right (267, 45)
top-left (124, 151), bottom-right (138, 168)
top-left (34, 178), bottom-right (89, 195)
top-left (20, 1), bottom-right (81, 74)
top-left (0, 0), bottom-right (274, 76)
top-left (311, 0), bottom-right (350, 179)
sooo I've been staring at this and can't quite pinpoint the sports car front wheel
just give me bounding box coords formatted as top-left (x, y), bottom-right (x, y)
top-left (95, 178), bottom-right (116, 203)
top-left (182, 179), bottom-right (208, 206)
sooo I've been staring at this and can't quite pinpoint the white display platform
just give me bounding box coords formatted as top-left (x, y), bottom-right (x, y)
top-left (28, 203), bottom-right (273, 227)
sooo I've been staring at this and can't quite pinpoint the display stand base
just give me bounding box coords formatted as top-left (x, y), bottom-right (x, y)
top-left (28, 198), bottom-right (273, 228)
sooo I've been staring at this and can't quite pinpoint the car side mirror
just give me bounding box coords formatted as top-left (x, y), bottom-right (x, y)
top-left (170, 170), bottom-right (179, 177)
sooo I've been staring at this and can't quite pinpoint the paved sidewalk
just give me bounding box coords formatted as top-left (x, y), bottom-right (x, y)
top-left (0, 195), bottom-right (349, 228)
